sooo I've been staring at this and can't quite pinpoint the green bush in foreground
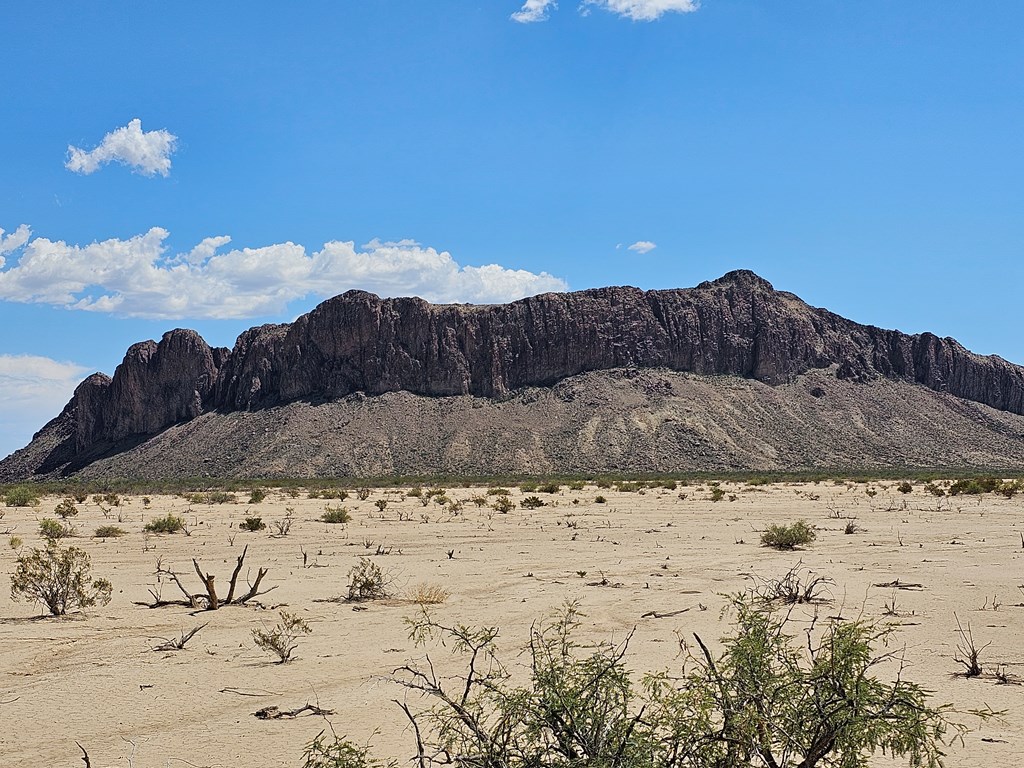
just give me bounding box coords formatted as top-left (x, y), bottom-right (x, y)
top-left (322, 505), bottom-right (351, 524)
top-left (354, 598), bottom-right (974, 768)
top-left (356, 596), bottom-right (973, 768)
top-left (761, 520), bottom-right (816, 550)
top-left (39, 518), bottom-right (72, 541)
top-left (10, 542), bottom-right (112, 616)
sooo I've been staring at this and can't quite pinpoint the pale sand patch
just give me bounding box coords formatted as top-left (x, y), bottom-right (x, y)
top-left (0, 482), bottom-right (1021, 766)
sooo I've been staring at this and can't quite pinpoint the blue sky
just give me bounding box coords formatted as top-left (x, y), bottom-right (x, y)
top-left (2, 1), bottom-right (1022, 458)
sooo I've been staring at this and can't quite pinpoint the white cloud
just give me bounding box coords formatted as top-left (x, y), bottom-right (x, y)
top-left (627, 240), bottom-right (657, 254)
top-left (0, 226), bottom-right (569, 320)
top-left (512, 0), bottom-right (558, 22)
top-left (66, 119), bottom-right (178, 177)
top-left (0, 354), bottom-right (91, 459)
top-left (580, 0), bottom-right (699, 20)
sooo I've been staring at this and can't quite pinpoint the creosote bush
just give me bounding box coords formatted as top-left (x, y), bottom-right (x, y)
top-left (54, 498), bottom-right (79, 519)
top-left (10, 542), bottom-right (112, 616)
top-left (322, 505), bottom-right (352, 524)
top-left (240, 516), bottom-right (266, 532)
top-left (761, 520), bottom-right (817, 550)
top-left (347, 557), bottom-right (390, 601)
top-left (252, 610), bottom-right (311, 663)
top-left (520, 495), bottom-right (545, 509)
top-left (4, 485), bottom-right (41, 507)
top-left (39, 517), bottom-right (73, 541)
top-left (94, 525), bottom-right (126, 538)
top-left (383, 596), bottom-right (975, 768)
top-left (248, 487), bottom-right (267, 504)
top-left (144, 513), bottom-right (185, 534)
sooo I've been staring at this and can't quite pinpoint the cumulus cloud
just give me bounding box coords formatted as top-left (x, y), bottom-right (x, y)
top-left (66, 119), bottom-right (178, 177)
top-left (0, 354), bottom-right (91, 459)
top-left (627, 240), bottom-right (657, 254)
top-left (0, 226), bottom-right (568, 320)
top-left (512, 0), bottom-right (558, 22)
top-left (579, 0), bottom-right (699, 20)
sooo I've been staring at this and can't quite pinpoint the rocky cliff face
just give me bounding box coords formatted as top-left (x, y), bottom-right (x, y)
top-left (13, 270), bottom-right (1024, 473)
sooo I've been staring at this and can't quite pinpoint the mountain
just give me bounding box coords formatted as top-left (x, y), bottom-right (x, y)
top-left (3, 270), bottom-right (1024, 480)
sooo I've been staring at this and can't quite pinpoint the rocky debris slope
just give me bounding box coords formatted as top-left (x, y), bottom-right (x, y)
top-left (3, 270), bottom-right (1024, 479)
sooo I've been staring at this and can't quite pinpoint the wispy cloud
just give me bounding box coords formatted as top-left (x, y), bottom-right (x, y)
top-left (0, 226), bottom-right (569, 320)
top-left (0, 354), bottom-right (91, 459)
top-left (66, 119), bottom-right (178, 177)
top-left (579, 0), bottom-right (699, 20)
top-left (627, 240), bottom-right (657, 254)
top-left (512, 0), bottom-right (558, 23)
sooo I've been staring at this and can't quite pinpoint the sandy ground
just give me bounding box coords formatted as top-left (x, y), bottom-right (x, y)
top-left (1, 481), bottom-right (1022, 767)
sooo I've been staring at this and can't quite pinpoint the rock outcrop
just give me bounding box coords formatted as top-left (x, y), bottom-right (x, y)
top-left (4, 269), bottom-right (1024, 478)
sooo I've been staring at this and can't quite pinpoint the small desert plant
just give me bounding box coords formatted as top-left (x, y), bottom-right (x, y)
top-left (923, 482), bottom-right (946, 497)
top-left (73, 492), bottom-right (89, 504)
top-left (594, 495), bottom-right (607, 504)
top-left (54, 498), bottom-right (79, 519)
top-left (39, 517), bottom-right (72, 541)
top-left (347, 557), bottom-right (390, 601)
top-left (94, 525), bottom-right (126, 538)
top-left (491, 495), bottom-right (515, 513)
top-left (761, 520), bottom-right (817, 550)
top-left (897, 481), bottom-right (913, 494)
top-left (240, 516), bottom-right (266, 532)
top-left (750, 564), bottom-right (833, 604)
top-left (521, 495), bottom-right (545, 509)
top-left (103, 492), bottom-right (122, 507)
top-left (374, 499), bottom-right (388, 513)
top-left (273, 510), bottom-right (295, 536)
top-left (4, 485), bottom-right (40, 507)
top-left (953, 614), bottom-right (989, 677)
top-left (322, 505), bottom-right (351, 524)
top-left (248, 487), bottom-right (267, 504)
top-left (357, 487), bottom-right (372, 500)
top-left (486, 487), bottom-right (510, 496)
top-left (144, 514), bottom-right (185, 534)
top-left (206, 491), bottom-right (235, 504)
top-left (406, 486), bottom-right (423, 497)
top-left (9, 535), bottom-right (24, 550)
top-left (252, 610), bottom-right (312, 663)
top-left (537, 482), bottom-right (561, 494)
top-left (709, 486), bottom-right (726, 502)
top-left (567, 480), bottom-right (586, 491)
top-left (10, 542), bottom-right (112, 616)
top-left (408, 582), bottom-right (451, 605)
top-left (302, 732), bottom-right (395, 768)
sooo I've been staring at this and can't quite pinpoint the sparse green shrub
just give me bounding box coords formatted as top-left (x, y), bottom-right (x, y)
top-left (948, 477), bottom-right (1000, 496)
top-left (521, 496), bottom-right (545, 509)
top-left (94, 525), bottom-right (126, 538)
top-left (9, 535), bottom-right (24, 550)
top-left (568, 480), bottom-right (586, 491)
top-left (426, 487), bottom-right (447, 498)
top-left (374, 499), bottom-right (388, 513)
top-left (302, 732), bottom-right (395, 768)
top-left (406, 486), bottom-right (423, 498)
top-left (248, 488), bottom-right (267, 504)
top-left (73, 492), bottom-right (88, 504)
top-left (103, 492), bottom-right (122, 507)
top-left (10, 542), bottom-right (112, 616)
top-left (39, 518), bottom-right (72, 541)
top-left (897, 481), bottom-right (913, 494)
top-left (761, 520), bottom-right (816, 550)
top-left (391, 596), bottom-right (965, 768)
top-left (997, 480), bottom-right (1024, 498)
top-left (923, 482), bottom-right (946, 497)
top-left (144, 514), bottom-right (185, 534)
top-left (54, 498), bottom-right (79, 519)
top-left (322, 505), bottom-right (351, 524)
top-left (4, 486), bottom-right (40, 507)
top-left (486, 487), bottom-right (511, 496)
top-left (710, 486), bottom-right (726, 502)
top-left (659, 480), bottom-right (677, 490)
top-left (206, 491), bottom-right (235, 504)
top-left (594, 495), bottom-right (607, 504)
top-left (240, 516), bottom-right (266, 532)
top-left (347, 557), bottom-right (390, 601)
top-left (252, 610), bottom-right (312, 663)
top-left (537, 482), bottom-right (560, 494)
top-left (519, 481), bottom-right (539, 493)
top-left (491, 495), bottom-right (515, 514)
top-left (357, 487), bottom-right (372, 501)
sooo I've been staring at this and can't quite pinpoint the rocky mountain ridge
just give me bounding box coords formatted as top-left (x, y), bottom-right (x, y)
top-left (4, 269), bottom-right (1024, 479)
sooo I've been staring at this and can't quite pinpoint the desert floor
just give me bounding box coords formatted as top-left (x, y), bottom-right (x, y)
top-left (1, 480), bottom-right (1022, 767)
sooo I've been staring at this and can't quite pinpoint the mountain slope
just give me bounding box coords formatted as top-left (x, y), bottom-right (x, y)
top-left (3, 270), bottom-right (1023, 480)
